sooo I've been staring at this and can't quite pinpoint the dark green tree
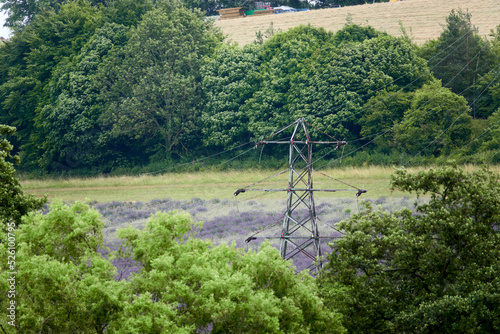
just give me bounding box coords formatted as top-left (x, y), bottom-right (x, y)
top-left (419, 9), bottom-right (494, 117)
top-left (102, 0), bottom-right (153, 27)
top-left (35, 22), bottom-right (131, 173)
top-left (393, 81), bottom-right (473, 156)
top-left (100, 2), bottom-right (223, 160)
top-left (318, 164), bottom-right (500, 333)
top-left (472, 25), bottom-right (500, 119)
top-left (0, 0), bottom-right (104, 171)
top-left (0, 0), bottom-right (64, 28)
top-left (286, 32), bottom-right (431, 144)
top-left (201, 43), bottom-right (262, 149)
top-left (358, 89), bottom-right (414, 152)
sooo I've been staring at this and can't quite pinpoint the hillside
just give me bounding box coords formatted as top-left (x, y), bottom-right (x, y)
top-left (215, 0), bottom-right (499, 45)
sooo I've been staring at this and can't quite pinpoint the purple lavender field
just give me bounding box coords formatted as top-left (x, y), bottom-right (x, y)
top-left (81, 195), bottom-right (423, 276)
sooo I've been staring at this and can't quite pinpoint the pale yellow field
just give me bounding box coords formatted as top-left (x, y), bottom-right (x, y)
top-left (215, 0), bottom-right (500, 45)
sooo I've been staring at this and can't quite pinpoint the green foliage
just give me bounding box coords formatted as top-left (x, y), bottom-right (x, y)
top-left (0, 0), bottom-right (105, 170)
top-left (200, 24), bottom-right (432, 161)
top-left (102, 0), bottom-right (154, 27)
top-left (117, 210), bottom-right (345, 333)
top-left (318, 164), bottom-right (500, 333)
top-left (201, 43), bottom-right (262, 148)
top-left (393, 81), bottom-right (473, 156)
top-left (331, 23), bottom-right (385, 46)
top-left (359, 89), bottom-right (414, 152)
top-left (36, 22), bottom-right (130, 172)
top-left (100, 4), bottom-right (224, 159)
top-left (1, 199), bottom-right (343, 333)
top-left (0, 200), bottom-right (124, 333)
top-left (2, 3), bottom-right (499, 175)
top-left (0, 0), bottom-right (64, 28)
top-left (419, 9), bottom-right (494, 118)
top-left (0, 125), bottom-right (46, 231)
top-left (286, 33), bottom-right (431, 144)
top-left (472, 25), bottom-right (500, 119)
top-left (242, 25), bottom-right (336, 141)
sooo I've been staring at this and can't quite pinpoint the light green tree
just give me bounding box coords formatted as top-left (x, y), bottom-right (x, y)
top-left (0, 200), bottom-right (124, 333)
top-left (116, 210), bottom-right (345, 333)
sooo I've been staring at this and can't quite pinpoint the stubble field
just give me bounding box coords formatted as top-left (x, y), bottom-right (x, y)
top-left (215, 0), bottom-right (500, 46)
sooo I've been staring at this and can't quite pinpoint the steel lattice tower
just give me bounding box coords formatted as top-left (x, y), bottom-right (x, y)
top-left (235, 118), bottom-right (363, 273)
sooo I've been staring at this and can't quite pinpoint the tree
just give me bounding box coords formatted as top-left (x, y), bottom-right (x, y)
top-left (472, 25), bottom-right (500, 119)
top-left (242, 25), bottom-right (336, 140)
top-left (476, 107), bottom-right (500, 163)
top-left (393, 81), bottom-right (473, 156)
top-left (0, 200), bottom-right (125, 333)
top-left (102, 0), bottom-right (153, 27)
top-left (286, 32), bottom-right (431, 144)
top-left (419, 9), bottom-right (494, 117)
top-left (0, 124), bottom-right (45, 232)
top-left (0, 0), bottom-right (107, 28)
top-left (318, 164), bottom-right (500, 333)
top-left (0, 0), bottom-right (63, 28)
top-left (358, 89), bottom-right (414, 152)
top-left (35, 22), bottom-right (131, 173)
top-left (116, 210), bottom-right (345, 333)
top-left (0, 0), bottom-right (104, 171)
top-left (200, 43), bottom-right (262, 149)
top-left (100, 2), bottom-right (223, 159)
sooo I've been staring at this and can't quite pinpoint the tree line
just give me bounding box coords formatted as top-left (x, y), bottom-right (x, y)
top-left (0, 0), bottom-right (499, 177)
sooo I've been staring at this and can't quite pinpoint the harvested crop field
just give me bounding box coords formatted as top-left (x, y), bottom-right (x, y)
top-left (215, 0), bottom-right (500, 45)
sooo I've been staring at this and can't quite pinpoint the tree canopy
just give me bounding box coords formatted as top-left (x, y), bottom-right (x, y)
top-left (0, 124), bottom-right (46, 232)
top-left (318, 164), bottom-right (500, 333)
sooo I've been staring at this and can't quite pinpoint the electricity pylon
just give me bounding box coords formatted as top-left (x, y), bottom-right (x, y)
top-left (235, 118), bottom-right (365, 273)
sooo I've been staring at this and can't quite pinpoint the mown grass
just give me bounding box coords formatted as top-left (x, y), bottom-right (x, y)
top-left (21, 165), bottom-right (497, 203)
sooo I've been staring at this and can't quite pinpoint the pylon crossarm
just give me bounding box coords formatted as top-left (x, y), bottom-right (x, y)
top-left (250, 236), bottom-right (342, 240)
top-left (235, 188), bottom-right (360, 192)
top-left (260, 141), bottom-right (345, 145)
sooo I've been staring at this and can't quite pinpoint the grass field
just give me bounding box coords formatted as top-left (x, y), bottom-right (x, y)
top-left (21, 164), bottom-right (497, 203)
top-left (215, 0), bottom-right (500, 45)
top-left (20, 166), bottom-right (401, 203)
